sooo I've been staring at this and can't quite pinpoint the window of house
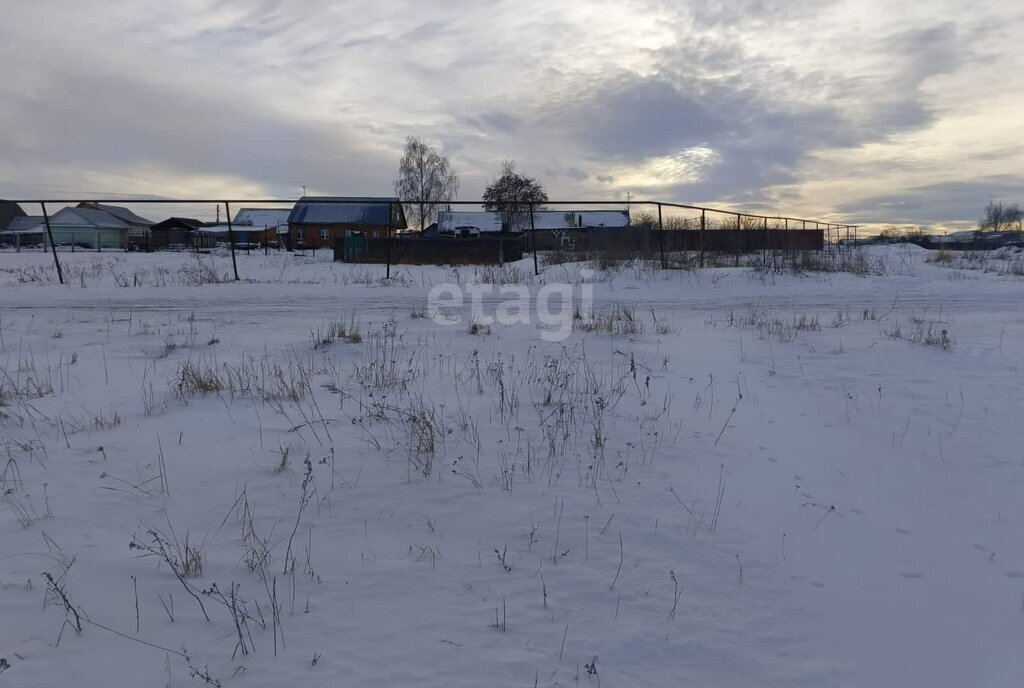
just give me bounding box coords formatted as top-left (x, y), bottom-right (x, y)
top-left (319, 229), bottom-right (330, 240)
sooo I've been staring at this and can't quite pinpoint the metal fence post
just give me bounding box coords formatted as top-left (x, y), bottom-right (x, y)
top-left (700, 209), bottom-right (706, 268)
top-left (530, 203), bottom-right (538, 276)
top-left (763, 216), bottom-right (768, 267)
top-left (657, 203), bottom-right (666, 269)
top-left (735, 213), bottom-right (741, 267)
top-left (386, 202), bottom-right (393, 279)
top-left (40, 202), bottom-right (65, 285)
top-left (225, 202), bottom-right (239, 281)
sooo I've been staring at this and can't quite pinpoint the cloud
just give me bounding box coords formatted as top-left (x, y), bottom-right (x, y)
top-left (837, 176), bottom-right (1024, 226)
top-left (0, 0), bottom-right (1022, 229)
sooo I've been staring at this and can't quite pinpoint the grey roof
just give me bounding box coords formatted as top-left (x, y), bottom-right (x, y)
top-left (5, 216), bottom-right (44, 232)
top-left (50, 207), bottom-right (134, 229)
top-left (1, 200), bottom-right (26, 228)
top-left (438, 211), bottom-right (504, 233)
top-left (288, 196), bottom-right (407, 228)
top-left (233, 208), bottom-right (292, 227)
top-left (76, 203), bottom-right (154, 226)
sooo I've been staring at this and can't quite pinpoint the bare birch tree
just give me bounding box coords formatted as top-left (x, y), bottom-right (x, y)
top-left (394, 136), bottom-right (459, 232)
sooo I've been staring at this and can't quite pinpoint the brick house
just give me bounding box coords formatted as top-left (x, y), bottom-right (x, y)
top-left (287, 196), bottom-right (407, 249)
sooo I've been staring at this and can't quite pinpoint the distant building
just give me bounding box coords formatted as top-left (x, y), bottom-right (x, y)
top-left (437, 211), bottom-right (504, 236)
top-left (437, 209), bottom-right (630, 235)
top-left (531, 210), bottom-right (630, 230)
top-left (14, 204), bottom-right (155, 249)
top-left (150, 217), bottom-right (207, 249)
top-left (0, 211), bottom-right (45, 248)
top-left (927, 230), bottom-right (1024, 250)
top-left (5, 216), bottom-right (44, 233)
top-left (0, 200), bottom-right (26, 229)
top-left (233, 208), bottom-right (292, 237)
top-left (76, 202), bottom-right (154, 245)
top-left (287, 196), bottom-right (407, 249)
top-left (196, 224), bottom-right (278, 247)
top-left (530, 210), bottom-right (631, 250)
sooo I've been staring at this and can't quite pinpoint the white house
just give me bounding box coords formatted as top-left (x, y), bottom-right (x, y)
top-left (232, 208), bottom-right (292, 237)
top-left (436, 209), bottom-right (630, 235)
top-left (436, 211), bottom-right (503, 236)
top-left (530, 210), bottom-right (630, 230)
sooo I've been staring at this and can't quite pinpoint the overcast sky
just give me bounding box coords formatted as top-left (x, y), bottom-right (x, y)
top-left (2, 0), bottom-right (1022, 230)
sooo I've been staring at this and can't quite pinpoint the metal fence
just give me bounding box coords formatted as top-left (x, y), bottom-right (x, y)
top-left (0, 197), bottom-right (859, 284)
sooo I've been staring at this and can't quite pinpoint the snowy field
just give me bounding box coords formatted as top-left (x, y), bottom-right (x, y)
top-left (2, 246), bottom-right (1023, 687)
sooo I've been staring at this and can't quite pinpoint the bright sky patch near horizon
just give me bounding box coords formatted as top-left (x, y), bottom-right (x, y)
top-left (1, 0), bottom-right (1022, 231)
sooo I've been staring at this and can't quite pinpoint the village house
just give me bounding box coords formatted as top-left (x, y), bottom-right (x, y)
top-left (287, 196), bottom-right (407, 250)
top-left (436, 211), bottom-right (504, 237)
top-left (232, 207), bottom-right (292, 247)
top-left (0, 200), bottom-right (25, 229)
top-left (5, 204), bottom-right (154, 249)
top-left (0, 201), bottom-right (44, 248)
top-left (150, 217), bottom-right (206, 249)
top-left (76, 202), bottom-right (154, 246)
top-left (531, 210), bottom-right (630, 230)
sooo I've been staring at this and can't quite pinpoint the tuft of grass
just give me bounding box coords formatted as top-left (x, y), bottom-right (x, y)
top-left (312, 317), bottom-right (362, 348)
top-left (724, 306), bottom-right (820, 343)
top-left (575, 304), bottom-right (644, 335)
top-left (468, 320), bottom-right (492, 336)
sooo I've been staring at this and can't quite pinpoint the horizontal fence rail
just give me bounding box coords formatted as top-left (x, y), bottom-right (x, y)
top-left (1, 197), bottom-right (860, 283)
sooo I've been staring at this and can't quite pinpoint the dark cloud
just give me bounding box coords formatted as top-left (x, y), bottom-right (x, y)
top-left (545, 77), bottom-right (729, 159)
top-left (548, 18), bottom-right (966, 205)
top-left (0, 64), bottom-right (396, 196)
top-left (544, 166), bottom-right (589, 182)
top-left (677, 0), bottom-right (843, 28)
top-left (837, 176), bottom-right (1024, 226)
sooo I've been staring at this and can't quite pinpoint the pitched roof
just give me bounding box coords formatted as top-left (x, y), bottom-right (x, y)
top-left (288, 196), bottom-right (407, 229)
top-left (232, 208), bottom-right (292, 227)
top-left (76, 202), bottom-right (154, 226)
top-left (152, 217), bottom-right (206, 231)
top-left (0, 200), bottom-right (26, 228)
top-left (51, 207), bottom-right (134, 229)
top-left (4, 216), bottom-right (43, 232)
top-left (438, 211), bottom-right (504, 233)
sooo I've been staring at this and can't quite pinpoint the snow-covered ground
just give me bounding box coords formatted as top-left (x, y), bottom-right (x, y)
top-left (1, 246), bottom-right (1023, 687)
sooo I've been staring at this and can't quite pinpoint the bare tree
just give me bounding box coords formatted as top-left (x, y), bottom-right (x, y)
top-left (979, 200), bottom-right (1023, 233)
top-left (394, 136), bottom-right (459, 232)
top-left (481, 160), bottom-right (548, 232)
